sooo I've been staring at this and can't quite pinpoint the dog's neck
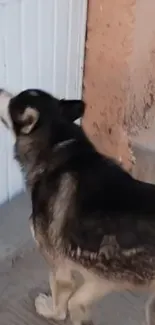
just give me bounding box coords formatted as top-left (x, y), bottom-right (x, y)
top-left (15, 134), bottom-right (76, 188)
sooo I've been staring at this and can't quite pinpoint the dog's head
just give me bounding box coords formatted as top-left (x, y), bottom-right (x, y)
top-left (0, 88), bottom-right (85, 136)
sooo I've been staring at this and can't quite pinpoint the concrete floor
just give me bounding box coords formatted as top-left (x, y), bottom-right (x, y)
top-left (0, 192), bottom-right (149, 325)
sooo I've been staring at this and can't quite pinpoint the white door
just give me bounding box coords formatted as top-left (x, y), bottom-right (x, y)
top-left (0, 0), bottom-right (87, 204)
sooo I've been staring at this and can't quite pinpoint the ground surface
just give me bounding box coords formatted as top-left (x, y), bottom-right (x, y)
top-left (0, 192), bottom-right (149, 325)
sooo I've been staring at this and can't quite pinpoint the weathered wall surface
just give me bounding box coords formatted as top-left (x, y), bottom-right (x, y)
top-left (83, 0), bottom-right (155, 170)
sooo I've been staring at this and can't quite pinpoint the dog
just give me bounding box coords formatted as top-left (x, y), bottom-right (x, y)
top-left (1, 88), bottom-right (155, 325)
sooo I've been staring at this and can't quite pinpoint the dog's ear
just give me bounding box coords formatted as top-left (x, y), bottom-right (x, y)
top-left (13, 106), bottom-right (39, 135)
top-left (60, 99), bottom-right (85, 122)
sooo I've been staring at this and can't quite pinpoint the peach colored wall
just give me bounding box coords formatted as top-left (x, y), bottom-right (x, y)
top-left (83, 0), bottom-right (155, 170)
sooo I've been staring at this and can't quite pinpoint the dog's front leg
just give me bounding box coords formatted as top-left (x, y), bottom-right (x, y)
top-left (35, 270), bottom-right (75, 320)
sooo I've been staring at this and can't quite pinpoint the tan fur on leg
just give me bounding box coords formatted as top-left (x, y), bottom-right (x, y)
top-left (146, 295), bottom-right (155, 325)
top-left (68, 280), bottom-right (114, 325)
top-left (35, 270), bottom-right (75, 320)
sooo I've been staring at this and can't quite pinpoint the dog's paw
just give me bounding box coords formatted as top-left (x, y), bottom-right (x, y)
top-left (35, 294), bottom-right (53, 318)
top-left (35, 293), bottom-right (66, 320)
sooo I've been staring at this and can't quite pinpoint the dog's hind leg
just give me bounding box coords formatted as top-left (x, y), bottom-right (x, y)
top-left (35, 270), bottom-right (75, 320)
top-left (146, 294), bottom-right (155, 325)
top-left (68, 279), bottom-right (114, 325)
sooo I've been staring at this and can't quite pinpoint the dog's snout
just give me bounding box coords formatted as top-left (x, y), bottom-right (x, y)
top-left (0, 117), bottom-right (9, 128)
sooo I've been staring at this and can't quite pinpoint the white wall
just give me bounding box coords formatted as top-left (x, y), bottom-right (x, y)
top-left (0, 0), bottom-right (87, 204)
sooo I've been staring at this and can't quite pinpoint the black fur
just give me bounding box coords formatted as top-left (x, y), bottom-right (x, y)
top-left (8, 88), bottom-right (155, 286)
